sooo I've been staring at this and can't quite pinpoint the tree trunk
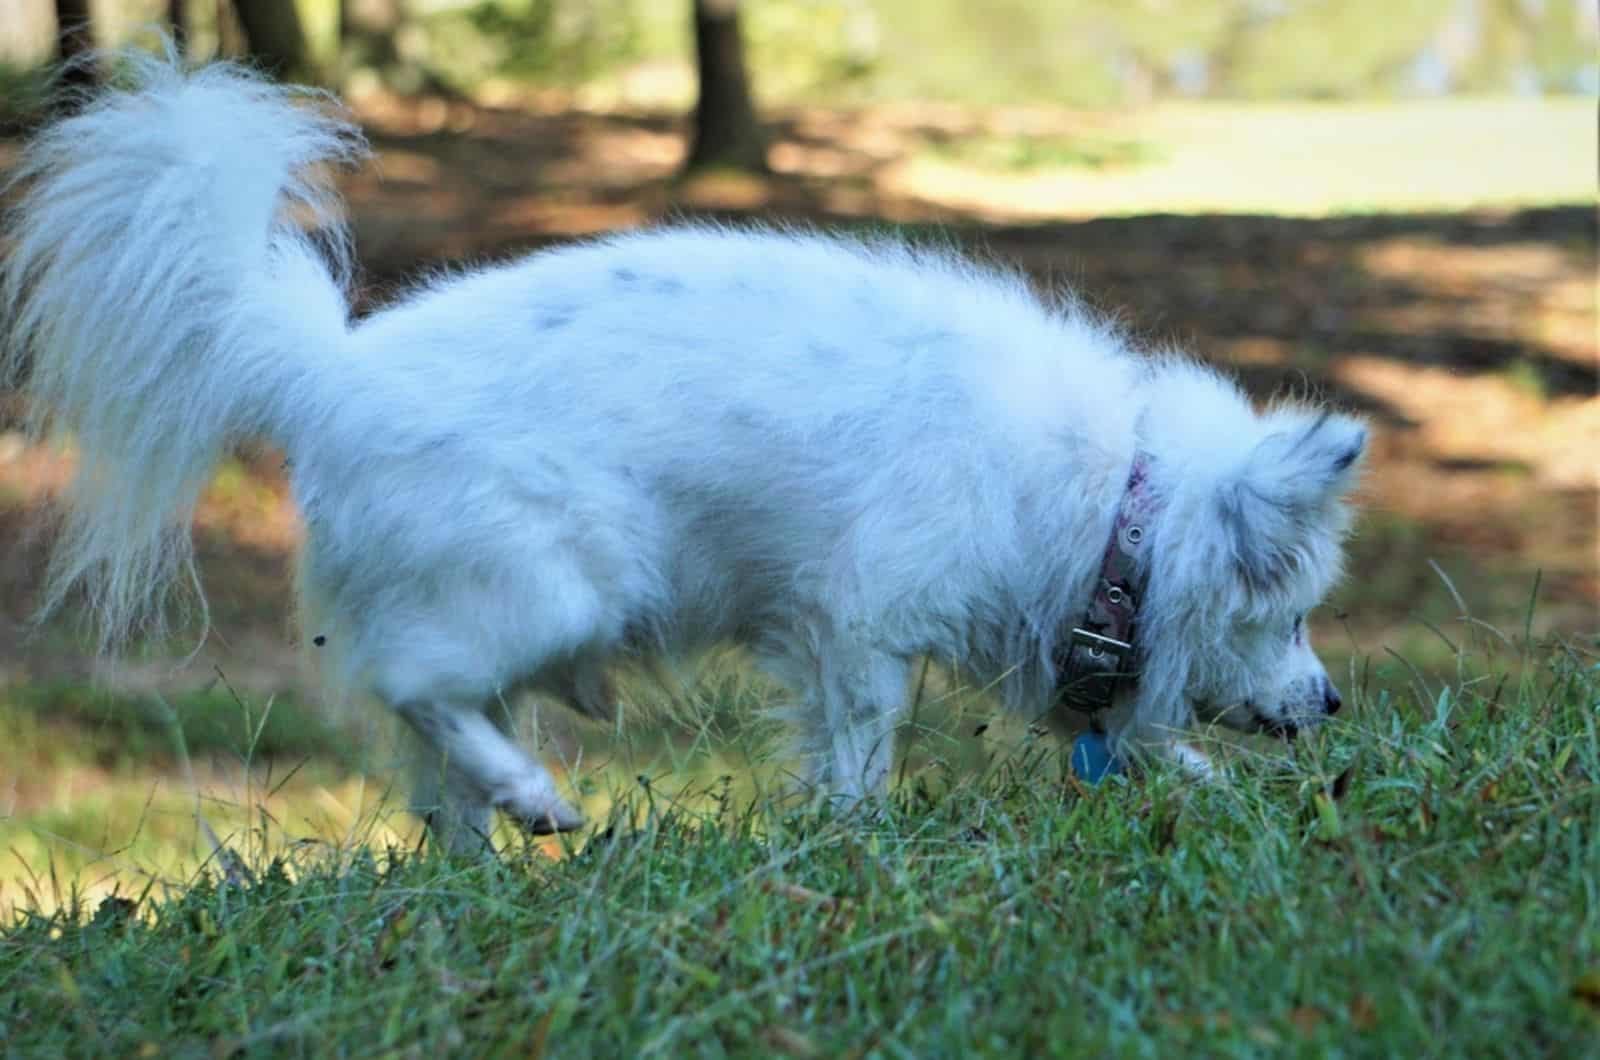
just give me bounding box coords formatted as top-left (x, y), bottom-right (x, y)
top-left (54, 0), bottom-right (96, 89)
top-left (168, 0), bottom-right (187, 56)
top-left (217, 0), bottom-right (249, 60)
top-left (232, 0), bottom-right (317, 82)
top-left (686, 0), bottom-right (767, 173)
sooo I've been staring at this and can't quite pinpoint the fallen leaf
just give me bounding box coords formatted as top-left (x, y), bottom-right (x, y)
top-left (1247, 1025), bottom-right (1281, 1047)
top-left (435, 967), bottom-right (490, 997)
top-left (763, 1026), bottom-right (820, 1058)
top-left (1348, 993), bottom-right (1379, 1030)
top-left (1331, 761), bottom-right (1356, 800)
top-left (527, 1008), bottom-right (556, 1060)
top-left (1572, 971), bottom-right (1600, 1010)
top-left (765, 880), bottom-right (841, 910)
top-left (1158, 1010), bottom-right (1232, 1031)
top-left (1289, 1006), bottom-right (1325, 1035)
top-left (1154, 806), bottom-right (1180, 853)
top-left (372, 905), bottom-right (416, 970)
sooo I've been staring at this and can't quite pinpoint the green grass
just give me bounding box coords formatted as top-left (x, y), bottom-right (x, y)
top-left (1, 638), bottom-right (1595, 1055)
top-left (0, 680), bottom-right (393, 910)
top-left (8, 681), bottom-right (343, 766)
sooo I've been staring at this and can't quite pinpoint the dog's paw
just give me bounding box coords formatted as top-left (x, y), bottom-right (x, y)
top-left (494, 777), bottom-right (586, 834)
top-left (1171, 742), bottom-right (1221, 783)
top-left (522, 805), bottom-right (587, 835)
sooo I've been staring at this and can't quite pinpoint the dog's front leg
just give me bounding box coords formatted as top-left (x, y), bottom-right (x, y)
top-left (1100, 695), bottom-right (1220, 782)
top-left (394, 699), bottom-right (585, 846)
top-left (408, 742), bottom-right (495, 857)
top-left (803, 648), bottom-right (911, 802)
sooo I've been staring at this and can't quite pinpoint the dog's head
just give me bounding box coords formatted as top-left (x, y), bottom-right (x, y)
top-left (1136, 399), bottom-right (1367, 739)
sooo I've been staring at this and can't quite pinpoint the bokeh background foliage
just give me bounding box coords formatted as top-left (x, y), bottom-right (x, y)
top-left (3, 0), bottom-right (1597, 105)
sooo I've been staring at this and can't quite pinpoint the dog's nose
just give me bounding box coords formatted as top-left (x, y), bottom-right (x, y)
top-left (1323, 682), bottom-right (1343, 715)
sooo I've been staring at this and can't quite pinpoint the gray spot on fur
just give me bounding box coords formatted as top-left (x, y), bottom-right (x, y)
top-left (612, 269), bottom-right (682, 295)
top-left (725, 406), bottom-right (764, 430)
top-left (535, 308), bottom-right (577, 331)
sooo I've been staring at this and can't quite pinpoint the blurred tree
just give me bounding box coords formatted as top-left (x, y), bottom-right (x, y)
top-left (1075, 0), bottom-right (1240, 102)
top-left (340, 0), bottom-right (466, 96)
top-left (54, 0), bottom-right (95, 88)
top-left (231, 0), bottom-right (318, 82)
top-left (686, 0), bottom-right (767, 172)
top-left (453, 0), bottom-right (645, 86)
top-left (1225, 0), bottom-right (1453, 99)
top-left (217, 0), bottom-right (249, 60)
top-left (169, 0), bottom-right (188, 56)
top-left (341, 0), bottom-right (402, 80)
top-left (1524, 0), bottom-right (1595, 91)
top-left (858, 0), bottom-right (1593, 103)
top-left (1453, 0), bottom-right (1594, 92)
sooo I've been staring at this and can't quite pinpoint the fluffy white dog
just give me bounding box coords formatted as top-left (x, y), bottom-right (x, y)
top-left (2, 58), bottom-right (1363, 851)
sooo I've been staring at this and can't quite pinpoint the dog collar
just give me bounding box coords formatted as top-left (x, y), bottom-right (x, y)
top-left (1055, 452), bottom-right (1157, 715)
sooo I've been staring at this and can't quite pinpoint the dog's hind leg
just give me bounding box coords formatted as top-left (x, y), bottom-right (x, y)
top-left (396, 698), bottom-right (585, 841)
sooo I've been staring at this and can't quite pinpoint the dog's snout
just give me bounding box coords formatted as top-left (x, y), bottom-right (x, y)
top-left (1323, 681), bottom-right (1343, 715)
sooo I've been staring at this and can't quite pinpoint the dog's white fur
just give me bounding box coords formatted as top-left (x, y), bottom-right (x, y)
top-left (2, 58), bottom-right (1364, 851)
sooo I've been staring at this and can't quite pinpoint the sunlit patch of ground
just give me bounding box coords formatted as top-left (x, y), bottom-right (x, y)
top-left (877, 100), bottom-right (1594, 221)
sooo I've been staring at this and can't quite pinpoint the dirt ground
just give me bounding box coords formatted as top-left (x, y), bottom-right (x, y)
top-left (1, 96), bottom-right (1594, 698)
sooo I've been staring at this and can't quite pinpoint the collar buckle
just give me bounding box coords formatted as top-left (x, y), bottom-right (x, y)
top-left (1057, 627), bottom-right (1135, 714)
top-left (1055, 452), bottom-right (1156, 716)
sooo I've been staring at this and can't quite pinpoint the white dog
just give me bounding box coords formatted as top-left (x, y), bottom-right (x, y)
top-left (2, 58), bottom-right (1363, 852)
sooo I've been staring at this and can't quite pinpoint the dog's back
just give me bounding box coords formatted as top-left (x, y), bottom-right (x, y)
top-left (295, 227), bottom-right (1142, 707)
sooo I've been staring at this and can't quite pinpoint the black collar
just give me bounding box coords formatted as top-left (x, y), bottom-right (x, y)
top-left (1054, 452), bottom-right (1157, 715)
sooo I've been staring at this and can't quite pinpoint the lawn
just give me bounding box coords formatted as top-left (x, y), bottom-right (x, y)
top-left (0, 637), bottom-right (1595, 1055)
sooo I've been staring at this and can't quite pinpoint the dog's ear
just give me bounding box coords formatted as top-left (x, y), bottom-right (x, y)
top-left (1219, 411), bottom-right (1366, 592)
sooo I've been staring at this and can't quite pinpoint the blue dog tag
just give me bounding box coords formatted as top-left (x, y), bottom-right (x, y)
top-left (1070, 731), bottom-right (1122, 783)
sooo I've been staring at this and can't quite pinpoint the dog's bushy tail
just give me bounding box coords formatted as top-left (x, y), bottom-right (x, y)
top-left (1, 52), bottom-right (364, 648)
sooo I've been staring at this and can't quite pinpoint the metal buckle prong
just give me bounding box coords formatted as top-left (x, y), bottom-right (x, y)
top-left (1069, 627), bottom-right (1133, 664)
